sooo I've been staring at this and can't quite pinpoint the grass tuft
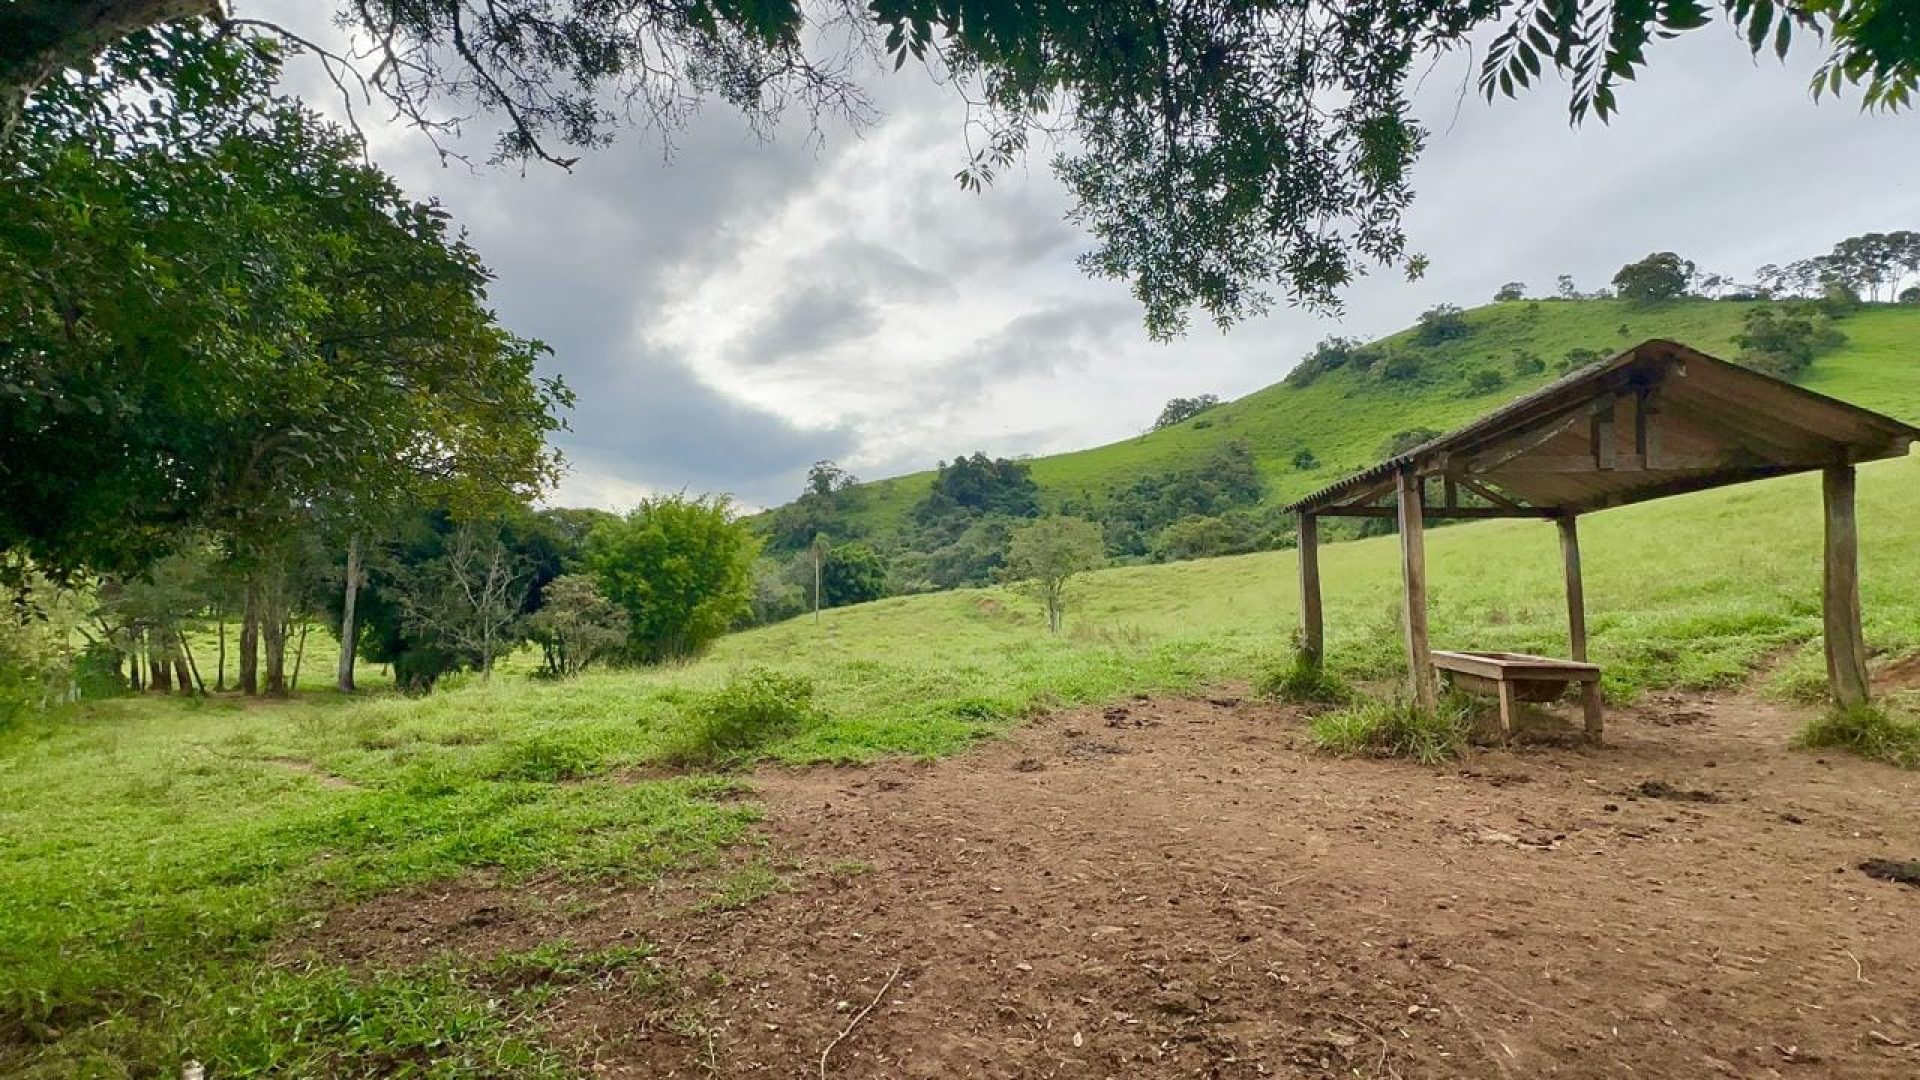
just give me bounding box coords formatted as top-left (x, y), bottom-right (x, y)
top-left (662, 668), bottom-right (817, 769)
top-left (1253, 649), bottom-right (1351, 705)
top-left (195, 960), bottom-right (568, 1078)
top-left (1309, 693), bottom-right (1474, 764)
top-left (1793, 701), bottom-right (1920, 769)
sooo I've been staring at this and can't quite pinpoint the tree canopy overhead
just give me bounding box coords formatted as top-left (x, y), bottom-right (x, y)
top-left (5, 2), bottom-right (1916, 338)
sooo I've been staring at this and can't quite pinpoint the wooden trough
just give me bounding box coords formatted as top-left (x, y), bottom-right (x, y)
top-left (1285, 339), bottom-right (1919, 743)
top-left (1430, 650), bottom-right (1602, 742)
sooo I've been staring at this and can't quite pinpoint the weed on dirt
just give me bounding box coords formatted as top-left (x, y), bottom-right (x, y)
top-left (1795, 702), bottom-right (1920, 769)
top-left (1308, 693), bottom-right (1474, 764)
top-left (1860, 858), bottom-right (1920, 887)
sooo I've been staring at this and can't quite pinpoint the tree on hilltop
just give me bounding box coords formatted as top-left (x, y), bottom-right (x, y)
top-left (1613, 252), bottom-right (1696, 305)
top-left (1154, 395), bottom-right (1223, 430)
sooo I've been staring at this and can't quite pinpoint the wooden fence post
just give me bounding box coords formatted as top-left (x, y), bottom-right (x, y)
top-left (1558, 514), bottom-right (1603, 742)
top-left (1396, 469), bottom-right (1437, 711)
top-left (1298, 512), bottom-right (1323, 666)
top-left (1823, 464), bottom-right (1870, 709)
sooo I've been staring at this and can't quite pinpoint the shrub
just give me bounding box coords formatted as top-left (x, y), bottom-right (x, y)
top-left (586, 494), bottom-right (759, 663)
top-left (1560, 346), bottom-right (1605, 372)
top-left (1413, 303), bottom-right (1470, 345)
top-left (1735, 303), bottom-right (1846, 380)
top-left (1509, 349), bottom-right (1545, 377)
top-left (1309, 693), bottom-right (1473, 764)
top-left (526, 574), bottom-right (629, 678)
top-left (1464, 368), bottom-right (1506, 395)
top-left (821, 542), bottom-right (888, 607)
top-left (1377, 351), bottom-right (1423, 381)
top-left (664, 668), bottom-right (817, 768)
top-left (1291, 447), bottom-right (1319, 471)
top-left (487, 734), bottom-right (608, 782)
top-left (1284, 335), bottom-right (1365, 387)
top-left (1493, 281), bottom-right (1525, 302)
top-left (1253, 650), bottom-right (1350, 705)
top-left (1793, 703), bottom-right (1920, 769)
top-left (1152, 514), bottom-right (1258, 562)
top-left (1153, 394), bottom-right (1222, 429)
top-left (1379, 427), bottom-right (1442, 458)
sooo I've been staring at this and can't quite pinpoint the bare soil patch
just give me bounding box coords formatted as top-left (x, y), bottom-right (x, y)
top-left (301, 691), bottom-right (1920, 1078)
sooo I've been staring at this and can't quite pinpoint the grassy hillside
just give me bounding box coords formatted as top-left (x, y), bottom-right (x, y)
top-left (8, 451), bottom-right (1920, 1071)
top-left (6, 301), bottom-right (1920, 1075)
top-left (829, 299), bottom-right (1920, 536)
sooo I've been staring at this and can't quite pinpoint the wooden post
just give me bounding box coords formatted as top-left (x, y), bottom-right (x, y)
top-left (1559, 514), bottom-right (1604, 743)
top-left (1396, 468), bottom-right (1438, 711)
top-left (1558, 515), bottom-right (1587, 662)
top-left (1591, 396), bottom-right (1617, 470)
top-left (1823, 464), bottom-right (1871, 709)
top-left (1297, 512), bottom-right (1323, 666)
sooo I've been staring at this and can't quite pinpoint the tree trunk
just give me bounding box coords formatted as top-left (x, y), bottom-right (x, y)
top-left (149, 631), bottom-right (173, 693)
top-left (178, 627), bottom-right (205, 694)
top-left (1, 0), bottom-right (220, 145)
top-left (337, 536), bottom-right (361, 693)
top-left (215, 615), bottom-right (227, 691)
top-left (261, 570), bottom-right (289, 697)
top-left (238, 583), bottom-right (260, 696)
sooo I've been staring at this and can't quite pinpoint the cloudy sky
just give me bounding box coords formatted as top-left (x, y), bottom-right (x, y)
top-left (269, 10), bottom-right (1920, 511)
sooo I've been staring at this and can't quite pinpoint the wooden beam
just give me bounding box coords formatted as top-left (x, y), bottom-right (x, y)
top-left (1465, 413), bottom-right (1584, 474)
top-left (1332, 475), bottom-right (1397, 508)
top-left (1297, 512), bottom-right (1323, 668)
top-left (1633, 387), bottom-right (1653, 459)
top-left (1316, 505), bottom-right (1558, 520)
top-left (1575, 463), bottom-right (1814, 513)
top-left (1558, 516), bottom-right (1588, 663)
top-left (1442, 367), bottom-right (1646, 461)
top-left (1590, 395), bottom-right (1617, 470)
top-left (1480, 452), bottom-right (1736, 474)
top-left (1823, 465), bottom-right (1871, 708)
top-left (1656, 394), bottom-right (1814, 460)
top-left (1457, 477), bottom-right (1522, 511)
top-left (1396, 468), bottom-right (1438, 712)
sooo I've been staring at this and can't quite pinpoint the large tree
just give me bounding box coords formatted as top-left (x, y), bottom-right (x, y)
top-left (1, 28), bottom-right (566, 572)
top-left (4, 3), bottom-right (1915, 336)
top-left (3, 27), bottom-right (568, 694)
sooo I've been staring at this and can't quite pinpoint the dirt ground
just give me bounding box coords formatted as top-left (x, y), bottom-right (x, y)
top-left (309, 691), bottom-right (1920, 1078)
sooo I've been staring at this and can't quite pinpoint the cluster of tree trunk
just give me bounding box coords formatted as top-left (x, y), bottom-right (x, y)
top-left (117, 625), bottom-right (199, 694)
top-left (113, 553), bottom-right (345, 699)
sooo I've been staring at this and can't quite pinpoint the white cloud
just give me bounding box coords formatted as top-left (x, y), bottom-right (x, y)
top-left (251, 4), bottom-right (1920, 507)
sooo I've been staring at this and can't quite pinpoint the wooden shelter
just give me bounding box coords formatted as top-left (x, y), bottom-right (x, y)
top-left (1285, 339), bottom-right (1918, 738)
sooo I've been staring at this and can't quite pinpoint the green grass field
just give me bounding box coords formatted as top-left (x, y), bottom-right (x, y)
top-left (5, 300), bottom-right (1918, 1075)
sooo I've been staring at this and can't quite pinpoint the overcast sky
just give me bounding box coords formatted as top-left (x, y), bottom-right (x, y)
top-left (269, 11), bottom-right (1920, 511)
